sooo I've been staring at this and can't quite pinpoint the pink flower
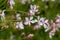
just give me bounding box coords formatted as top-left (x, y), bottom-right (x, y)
top-left (8, 0), bottom-right (15, 9)
top-left (27, 34), bottom-right (34, 39)
top-left (16, 22), bottom-right (24, 29)
top-left (37, 16), bottom-right (45, 26)
top-left (49, 20), bottom-right (56, 38)
top-left (44, 19), bottom-right (50, 32)
top-left (55, 14), bottom-right (60, 28)
top-left (10, 5), bottom-right (13, 9)
top-left (24, 17), bottom-right (32, 26)
top-left (28, 10), bottom-right (35, 16)
top-left (33, 16), bottom-right (45, 30)
top-left (33, 25), bottom-right (40, 30)
top-left (28, 5), bottom-right (39, 16)
top-left (24, 16), bottom-right (37, 26)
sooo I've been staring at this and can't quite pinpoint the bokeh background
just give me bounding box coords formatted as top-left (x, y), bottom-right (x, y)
top-left (0, 0), bottom-right (60, 40)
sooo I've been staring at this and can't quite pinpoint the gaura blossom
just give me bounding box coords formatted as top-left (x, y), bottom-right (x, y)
top-left (44, 15), bottom-right (60, 39)
top-left (24, 16), bottom-right (33, 26)
top-left (33, 16), bottom-right (45, 30)
top-left (49, 20), bottom-right (56, 39)
top-left (44, 20), bottom-right (56, 39)
top-left (24, 16), bottom-right (37, 26)
top-left (28, 5), bottom-right (39, 16)
top-left (8, 0), bottom-right (15, 9)
top-left (55, 14), bottom-right (60, 22)
top-left (16, 21), bottom-right (24, 29)
top-left (46, 15), bottom-right (60, 39)
top-left (33, 16), bottom-right (50, 31)
top-left (55, 14), bottom-right (60, 29)
top-left (28, 10), bottom-right (35, 16)
top-left (37, 16), bottom-right (45, 26)
top-left (0, 10), bottom-right (6, 21)
top-left (44, 19), bottom-right (50, 32)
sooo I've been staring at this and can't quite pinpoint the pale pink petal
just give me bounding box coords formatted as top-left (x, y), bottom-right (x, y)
top-left (19, 22), bottom-right (24, 29)
top-left (33, 25), bottom-right (39, 30)
top-left (27, 34), bottom-right (34, 38)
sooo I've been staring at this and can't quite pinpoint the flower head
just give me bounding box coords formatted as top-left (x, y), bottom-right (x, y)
top-left (16, 22), bottom-right (24, 29)
top-left (28, 5), bottom-right (39, 16)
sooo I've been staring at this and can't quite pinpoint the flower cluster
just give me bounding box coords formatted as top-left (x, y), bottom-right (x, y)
top-left (1, 0), bottom-right (60, 39)
top-left (15, 13), bottom-right (60, 39)
top-left (0, 9), bottom-right (60, 39)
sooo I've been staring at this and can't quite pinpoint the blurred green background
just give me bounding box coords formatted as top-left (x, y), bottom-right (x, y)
top-left (0, 0), bottom-right (60, 40)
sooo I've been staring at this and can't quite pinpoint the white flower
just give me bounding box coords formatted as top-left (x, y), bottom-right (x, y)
top-left (44, 19), bottom-right (49, 28)
top-left (38, 17), bottom-right (45, 26)
top-left (49, 20), bottom-right (56, 39)
top-left (33, 16), bottom-right (45, 30)
top-left (28, 5), bottom-right (39, 16)
top-left (24, 16), bottom-right (37, 26)
top-left (44, 19), bottom-right (50, 32)
top-left (8, 0), bottom-right (15, 9)
top-left (28, 10), bottom-right (35, 16)
top-left (48, 15), bottom-right (60, 38)
top-left (10, 0), bottom-right (15, 5)
top-left (31, 5), bottom-right (38, 13)
top-left (1, 10), bottom-right (6, 21)
top-left (49, 31), bottom-right (55, 39)
top-left (16, 22), bottom-right (24, 29)
top-left (49, 29), bottom-right (55, 39)
top-left (24, 17), bottom-right (31, 25)
top-left (16, 22), bottom-right (20, 28)
top-left (55, 14), bottom-right (60, 28)
top-left (16, 14), bottom-right (21, 20)
top-left (24, 16), bottom-right (34, 26)
top-left (27, 34), bottom-right (34, 38)
top-left (31, 19), bottom-right (37, 23)
top-left (19, 22), bottom-right (24, 29)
